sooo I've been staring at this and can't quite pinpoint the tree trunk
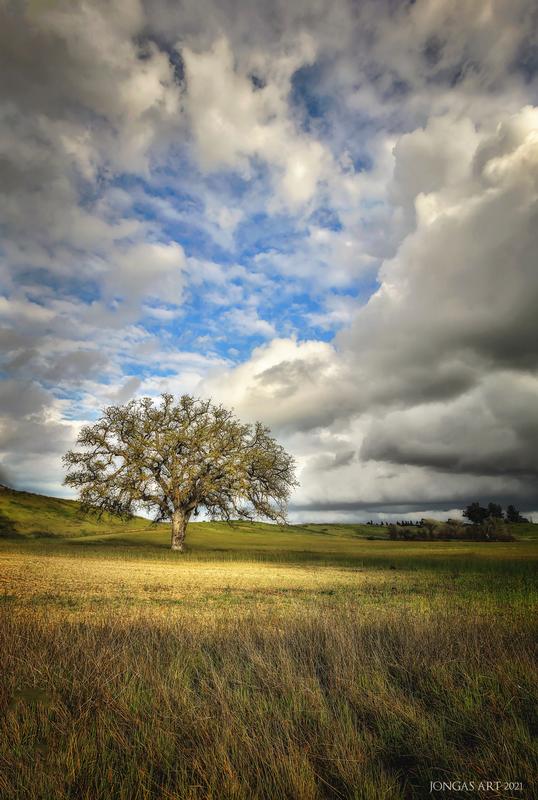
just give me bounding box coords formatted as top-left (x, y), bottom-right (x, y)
top-left (171, 509), bottom-right (190, 552)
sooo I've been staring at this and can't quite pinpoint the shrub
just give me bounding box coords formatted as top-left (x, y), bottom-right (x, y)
top-left (388, 524), bottom-right (399, 540)
top-left (475, 517), bottom-right (514, 542)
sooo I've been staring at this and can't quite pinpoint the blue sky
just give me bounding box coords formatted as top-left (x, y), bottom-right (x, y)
top-left (1, 0), bottom-right (538, 520)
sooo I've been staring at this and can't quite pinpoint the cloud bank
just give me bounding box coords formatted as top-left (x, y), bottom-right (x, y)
top-left (1, 0), bottom-right (537, 518)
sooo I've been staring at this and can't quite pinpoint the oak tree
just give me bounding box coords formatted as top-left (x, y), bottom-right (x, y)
top-left (63, 394), bottom-right (298, 551)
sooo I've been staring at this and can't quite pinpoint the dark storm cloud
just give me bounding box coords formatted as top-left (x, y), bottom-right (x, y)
top-left (203, 101), bottom-right (538, 512)
top-left (0, 379), bottom-right (49, 418)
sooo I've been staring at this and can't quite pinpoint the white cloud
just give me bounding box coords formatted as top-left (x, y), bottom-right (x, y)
top-left (200, 337), bottom-right (353, 431)
top-left (182, 35), bottom-right (329, 209)
top-left (222, 308), bottom-right (276, 338)
top-left (306, 293), bottom-right (358, 330)
top-left (103, 241), bottom-right (186, 308)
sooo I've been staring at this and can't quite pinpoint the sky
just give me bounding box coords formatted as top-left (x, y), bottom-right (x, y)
top-left (1, 0), bottom-right (538, 522)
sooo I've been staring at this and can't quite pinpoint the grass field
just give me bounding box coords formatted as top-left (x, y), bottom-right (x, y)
top-left (0, 487), bottom-right (537, 799)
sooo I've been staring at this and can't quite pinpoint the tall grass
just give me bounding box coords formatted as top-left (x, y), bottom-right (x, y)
top-left (1, 527), bottom-right (536, 799)
top-left (1, 602), bottom-right (536, 799)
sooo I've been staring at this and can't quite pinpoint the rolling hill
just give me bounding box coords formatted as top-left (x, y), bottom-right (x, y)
top-left (0, 485), bottom-right (153, 539)
top-left (0, 484), bottom-right (381, 554)
top-left (1, 485), bottom-right (536, 554)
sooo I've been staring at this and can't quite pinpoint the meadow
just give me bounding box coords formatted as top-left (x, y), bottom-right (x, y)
top-left (0, 488), bottom-right (537, 799)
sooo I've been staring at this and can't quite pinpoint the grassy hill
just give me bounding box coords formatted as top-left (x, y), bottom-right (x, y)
top-left (0, 485), bottom-right (153, 539)
top-left (0, 485), bottom-right (378, 544)
top-left (1, 485), bottom-right (537, 571)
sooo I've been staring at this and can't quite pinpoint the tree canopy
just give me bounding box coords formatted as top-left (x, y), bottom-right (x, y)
top-left (463, 501), bottom-right (529, 525)
top-left (462, 502), bottom-right (489, 524)
top-left (63, 394), bottom-right (298, 550)
top-left (506, 504), bottom-right (529, 524)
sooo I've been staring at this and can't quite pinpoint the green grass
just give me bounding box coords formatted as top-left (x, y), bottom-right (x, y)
top-left (0, 485), bottom-right (152, 539)
top-left (3, 485), bottom-right (536, 547)
top-left (0, 487), bottom-right (537, 798)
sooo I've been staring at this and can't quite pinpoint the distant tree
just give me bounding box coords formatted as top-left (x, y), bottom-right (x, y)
top-left (388, 524), bottom-right (398, 540)
top-left (64, 394), bottom-right (298, 551)
top-left (422, 519), bottom-right (437, 540)
top-left (478, 516), bottom-right (513, 541)
top-left (506, 504), bottom-right (528, 524)
top-left (463, 502), bottom-right (489, 524)
top-left (487, 502), bottom-right (504, 520)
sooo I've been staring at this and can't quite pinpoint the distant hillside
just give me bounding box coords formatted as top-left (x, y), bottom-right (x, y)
top-left (0, 485), bottom-right (153, 539)
top-left (1, 485), bottom-right (536, 545)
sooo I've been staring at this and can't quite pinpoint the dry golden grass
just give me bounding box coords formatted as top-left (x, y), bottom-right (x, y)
top-left (0, 551), bottom-right (424, 621)
top-left (1, 543), bottom-right (537, 799)
top-left (0, 551), bottom-right (380, 598)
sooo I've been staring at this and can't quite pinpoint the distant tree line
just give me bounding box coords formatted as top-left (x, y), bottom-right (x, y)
top-left (366, 520), bottom-right (423, 527)
top-left (387, 517), bottom-right (514, 542)
top-left (366, 504), bottom-right (529, 528)
top-left (463, 502), bottom-right (529, 524)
